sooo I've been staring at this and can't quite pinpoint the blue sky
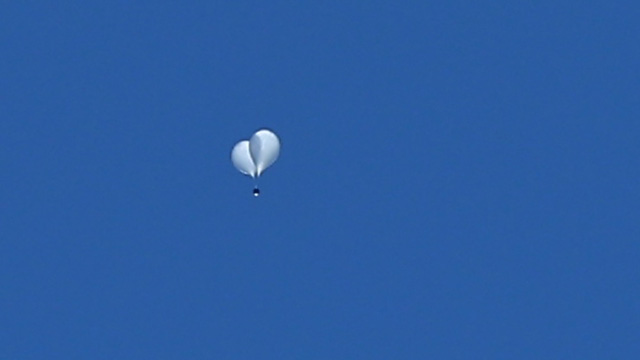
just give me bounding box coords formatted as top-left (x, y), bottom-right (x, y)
top-left (1, 1), bottom-right (639, 358)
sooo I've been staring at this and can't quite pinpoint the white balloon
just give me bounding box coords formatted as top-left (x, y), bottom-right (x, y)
top-left (249, 129), bottom-right (280, 176)
top-left (231, 140), bottom-right (256, 178)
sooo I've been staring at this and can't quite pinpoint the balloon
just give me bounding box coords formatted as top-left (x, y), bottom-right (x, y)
top-left (249, 129), bottom-right (280, 176)
top-left (231, 129), bottom-right (280, 178)
top-left (231, 140), bottom-right (256, 177)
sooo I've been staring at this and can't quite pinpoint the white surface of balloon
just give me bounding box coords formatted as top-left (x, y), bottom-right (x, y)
top-left (231, 129), bottom-right (280, 196)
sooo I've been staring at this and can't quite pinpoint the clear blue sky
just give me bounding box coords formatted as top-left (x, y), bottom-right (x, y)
top-left (2, 1), bottom-right (638, 358)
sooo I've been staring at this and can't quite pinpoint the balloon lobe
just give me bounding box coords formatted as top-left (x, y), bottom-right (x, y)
top-left (249, 130), bottom-right (280, 176)
top-left (231, 140), bottom-right (256, 177)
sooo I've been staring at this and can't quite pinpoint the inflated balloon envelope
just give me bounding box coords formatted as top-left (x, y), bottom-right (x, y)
top-left (231, 129), bottom-right (280, 196)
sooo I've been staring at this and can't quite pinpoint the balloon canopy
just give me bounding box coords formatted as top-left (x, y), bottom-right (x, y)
top-left (231, 129), bottom-right (280, 179)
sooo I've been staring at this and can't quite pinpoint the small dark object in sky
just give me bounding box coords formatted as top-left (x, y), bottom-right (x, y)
top-left (253, 187), bottom-right (260, 197)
